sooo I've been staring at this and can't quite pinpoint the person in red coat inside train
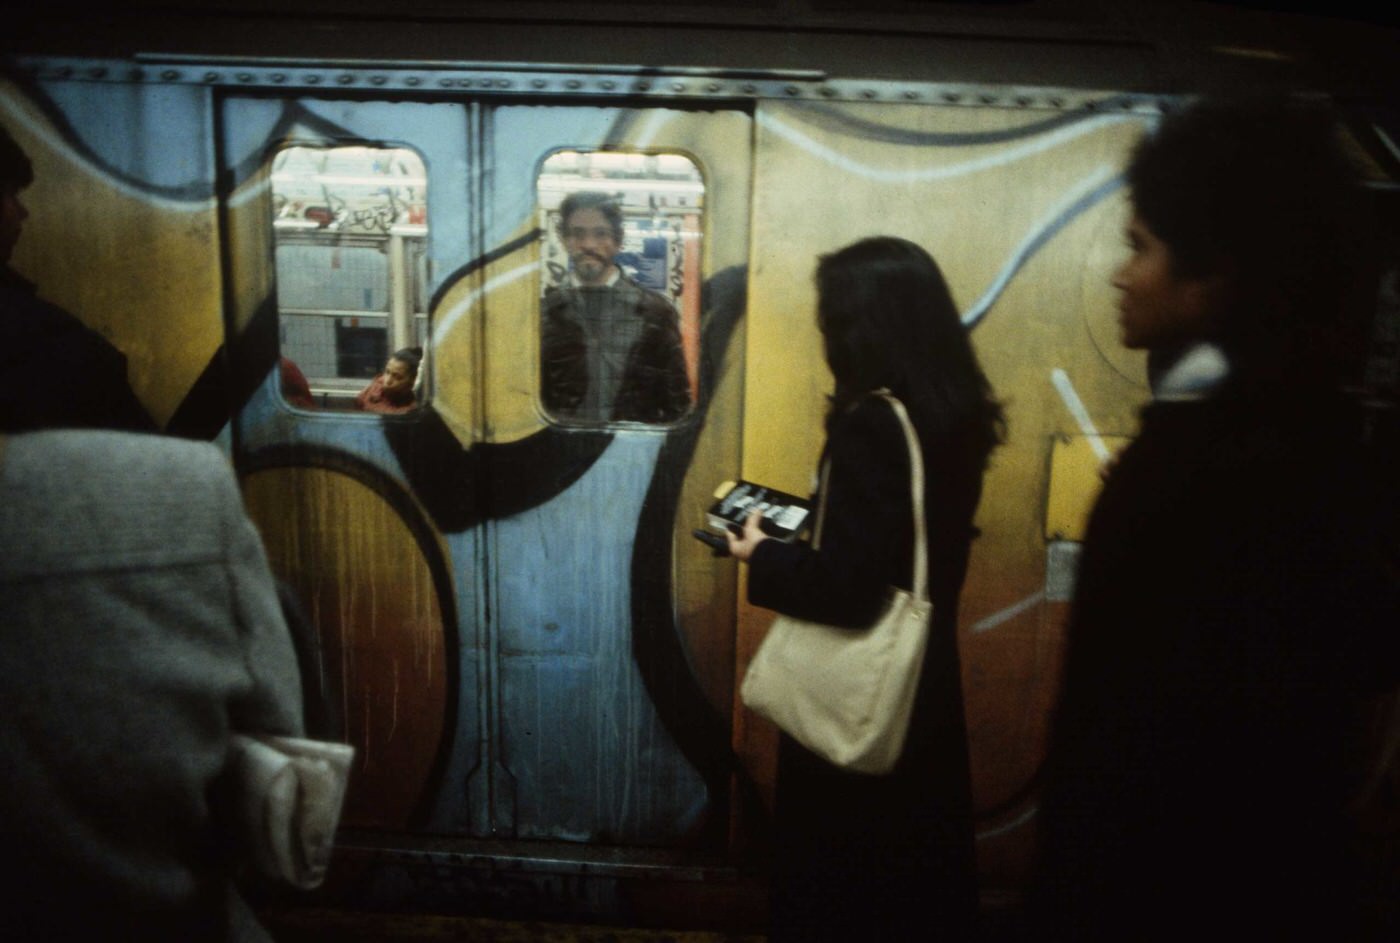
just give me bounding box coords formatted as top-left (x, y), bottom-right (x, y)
top-left (1031, 96), bottom-right (1400, 942)
top-left (354, 346), bottom-right (422, 414)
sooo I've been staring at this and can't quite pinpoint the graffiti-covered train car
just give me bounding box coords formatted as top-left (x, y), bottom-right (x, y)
top-left (4, 1), bottom-right (1397, 928)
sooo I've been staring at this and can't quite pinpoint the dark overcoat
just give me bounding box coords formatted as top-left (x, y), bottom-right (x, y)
top-left (539, 276), bottom-right (690, 424)
top-left (1033, 389), bottom-right (1399, 942)
top-left (747, 393), bottom-right (985, 942)
top-left (0, 265), bottom-right (154, 433)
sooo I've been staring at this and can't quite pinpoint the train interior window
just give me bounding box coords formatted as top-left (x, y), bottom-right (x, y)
top-left (537, 150), bottom-right (704, 426)
top-left (271, 145), bottom-right (429, 411)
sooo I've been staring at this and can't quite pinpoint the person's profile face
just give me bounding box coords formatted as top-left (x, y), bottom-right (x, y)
top-left (381, 357), bottom-right (414, 397)
top-left (0, 184), bottom-right (27, 265)
top-left (563, 206), bottom-right (619, 286)
top-left (1111, 214), bottom-right (1217, 351)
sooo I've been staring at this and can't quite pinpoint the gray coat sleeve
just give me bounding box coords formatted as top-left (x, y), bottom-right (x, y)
top-left (218, 461), bottom-right (305, 738)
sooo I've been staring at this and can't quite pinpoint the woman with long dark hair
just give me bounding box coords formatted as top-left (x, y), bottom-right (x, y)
top-left (729, 236), bottom-right (1003, 942)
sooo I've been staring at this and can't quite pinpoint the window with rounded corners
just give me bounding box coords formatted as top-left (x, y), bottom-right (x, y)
top-left (537, 150), bottom-right (704, 427)
top-left (270, 144), bottom-right (429, 415)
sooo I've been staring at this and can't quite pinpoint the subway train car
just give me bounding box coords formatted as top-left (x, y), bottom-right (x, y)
top-left (4, 1), bottom-right (1398, 933)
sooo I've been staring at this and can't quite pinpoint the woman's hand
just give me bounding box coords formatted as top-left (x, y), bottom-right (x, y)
top-left (727, 509), bottom-right (771, 562)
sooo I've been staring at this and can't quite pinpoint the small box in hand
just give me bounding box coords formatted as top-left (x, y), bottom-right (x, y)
top-left (707, 480), bottom-right (812, 542)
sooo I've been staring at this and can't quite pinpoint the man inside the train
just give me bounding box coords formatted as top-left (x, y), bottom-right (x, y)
top-left (540, 190), bottom-right (690, 424)
top-left (0, 122), bottom-right (153, 433)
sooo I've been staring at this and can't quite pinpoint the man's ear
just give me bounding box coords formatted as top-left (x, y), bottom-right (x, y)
top-left (1179, 271), bottom-right (1230, 337)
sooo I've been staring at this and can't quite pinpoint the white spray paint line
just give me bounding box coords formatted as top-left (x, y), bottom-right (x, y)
top-left (757, 110), bottom-right (1139, 184)
top-left (971, 589), bottom-right (1047, 634)
top-left (961, 164), bottom-right (1118, 326)
top-left (226, 173), bottom-right (272, 210)
top-left (432, 259), bottom-right (542, 345)
top-left (633, 110), bottom-right (673, 149)
top-left (1373, 123), bottom-right (1400, 165)
top-left (0, 95), bottom-right (215, 213)
top-left (1051, 368), bottom-right (1111, 463)
top-left (975, 803), bottom-right (1038, 841)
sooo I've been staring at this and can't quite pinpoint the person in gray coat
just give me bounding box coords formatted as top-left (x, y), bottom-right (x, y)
top-left (0, 429), bottom-right (304, 942)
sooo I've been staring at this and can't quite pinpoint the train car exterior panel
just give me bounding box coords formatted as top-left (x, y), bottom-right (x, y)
top-left (3, 28), bottom-right (1394, 923)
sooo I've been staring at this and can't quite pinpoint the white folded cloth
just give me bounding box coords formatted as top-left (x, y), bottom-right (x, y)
top-left (228, 734), bottom-right (353, 889)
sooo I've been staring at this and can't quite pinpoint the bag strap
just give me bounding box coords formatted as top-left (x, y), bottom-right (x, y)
top-left (809, 389), bottom-right (929, 603)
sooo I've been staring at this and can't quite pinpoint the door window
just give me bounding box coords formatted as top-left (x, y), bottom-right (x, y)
top-left (537, 150), bottom-right (704, 426)
top-left (271, 145), bottom-right (430, 411)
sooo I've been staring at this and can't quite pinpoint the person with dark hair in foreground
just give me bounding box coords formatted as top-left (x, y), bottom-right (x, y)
top-left (1032, 96), bottom-right (1399, 942)
top-left (0, 122), bottom-right (155, 433)
top-left (728, 236), bottom-right (1004, 942)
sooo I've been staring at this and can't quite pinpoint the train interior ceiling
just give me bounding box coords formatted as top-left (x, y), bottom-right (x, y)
top-left (3, 1), bottom-right (1399, 940)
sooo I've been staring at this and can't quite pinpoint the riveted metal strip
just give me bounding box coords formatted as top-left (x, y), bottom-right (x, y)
top-left (4, 55), bottom-right (1171, 114)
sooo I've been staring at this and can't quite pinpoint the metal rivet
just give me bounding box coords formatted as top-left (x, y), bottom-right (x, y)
top-left (532, 79), bottom-right (547, 89)
top-left (1049, 97), bottom-right (1064, 108)
top-left (600, 80), bottom-right (615, 90)
top-left (161, 69), bottom-right (180, 81)
top-left (305, 75), bottom-right (321, 84)
top-left (204, 72), bottom-right (220, 83)
top-left (980, 94), bottom-right (997, 104)
top-left (271, 73), bottom-right (287, 84)
top-left (566, 79), bottom-right (582, 90)
top-left (1084, 100), bottom-right (1098, 110)
top-left (785, 85), bottom-right (800, 96)
top-left (903, 90), bottom-right (919, 100)
top-left (1016, 96), bottom-right (1032, 107)
top-left (819, 86), bottom-right (836, 97)
top-left (498, 79), bottom-right (512, 88)
top-left (862, 89), bottom-right (877, 99)
top-left (405, 76), bottom-right (421, 86)
top-left (459, 78), bottom-right (473, 88)
top-left (636, 81), bottom-right (651, 91)
top-left (237, 72), bottom-right (253, 83)
top-left (672, 82), bottom-right (686, 92)
top-left (89, 67), bottom-right (108, 79)
top-left (439, 77), bottom-right (454, 87)
top-left (741, 83), bottom-right (756, 94)
top-left (707, 82), bottom-right (721, 93)
top-left (338, 74), bottom-right (355, 85)
top-left (370, 75), bottom-right (386, 86)
top-left (943, 92), bottom-right (962, 103)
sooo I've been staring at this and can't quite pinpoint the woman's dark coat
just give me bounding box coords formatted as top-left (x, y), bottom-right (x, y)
top-left (747, 394), bottom-right (984, 942)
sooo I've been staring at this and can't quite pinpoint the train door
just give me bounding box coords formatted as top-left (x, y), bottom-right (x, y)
top-left (222, 96), bottom-right (476, 832)
top-left (222, 91), bottom-right (755, 852)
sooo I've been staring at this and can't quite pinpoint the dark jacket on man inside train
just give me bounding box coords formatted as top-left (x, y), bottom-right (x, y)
top-left (540, 275), bottom-right (690, 424)
top-left (0, 264), bottom-right (155, 433)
